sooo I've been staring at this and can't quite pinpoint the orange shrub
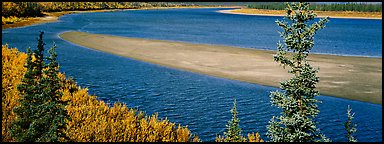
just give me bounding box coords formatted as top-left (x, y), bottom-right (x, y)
top-left (215, 132), bottom-right (264, 142)
top-left (2, 16), bottom-right (24, 25)
top-left (2, 45), bottom-right (28, 142)
top-left (247, 132), bottom-right (264, 142)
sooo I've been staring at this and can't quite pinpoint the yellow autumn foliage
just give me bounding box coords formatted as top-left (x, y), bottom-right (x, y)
top-left (2, 16), bottom-right (25, 25)
top-left (247, 132), bottom-right (264, 142)
top-left (2, 45), bottom-right (199, 142)
top-left (215, 132), bottom-right (264, 142)
top-left (2, 45), bottom-right (27, 142)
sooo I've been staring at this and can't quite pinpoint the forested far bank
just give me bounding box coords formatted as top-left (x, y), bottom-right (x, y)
top-left (2, 2), bottom-right (198, 25)
top-left (246, 2), bottom-right (382, 12)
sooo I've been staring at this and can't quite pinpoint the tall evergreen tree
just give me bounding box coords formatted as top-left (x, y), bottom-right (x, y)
top-left (38, 42), bottom-right (70, 142)
top-left (10, 32), bottom-right (69, 142)
top-left (266, 2), bottom-right (330, 142)
top-left (11, 31), bottom-right (46, 141)
top-left (345, 105), bottom-right (357, 142)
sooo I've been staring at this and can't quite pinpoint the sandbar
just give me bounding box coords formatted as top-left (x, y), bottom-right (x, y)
top-left (59, 31), bottom-right (382, 105)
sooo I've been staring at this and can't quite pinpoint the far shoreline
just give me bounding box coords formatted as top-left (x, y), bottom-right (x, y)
top-left (3, 6), bottom-right (380, 30)
top-left (217, 9), bottom-right (382, 20)
top-left (2, 6), bottom-right (238, 30)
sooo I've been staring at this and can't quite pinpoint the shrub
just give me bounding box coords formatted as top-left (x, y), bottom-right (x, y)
top-left (2, 44), bottom-right (28, 142)
top-left (2, 16), bottom-right (24, 25)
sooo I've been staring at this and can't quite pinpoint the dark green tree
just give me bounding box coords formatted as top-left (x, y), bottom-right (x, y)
top-left (345, 105), bottom-right (357, 142)
top-left (216, 99), bottom-right (246, 142)
top-left (11, 31), bottom-right (46, 141)
top-left (38, 42), bottom-right (70, 142)
top-left (10, 32), bottom-right (70, 142)
top-left (266, 2), bottom-right (330, 142)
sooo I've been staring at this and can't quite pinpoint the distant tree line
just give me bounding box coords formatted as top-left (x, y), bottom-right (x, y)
top-left (2, 2), bottom-right (43, 18)
top-left (2, 2), bottom-right (197, 18)
top-left (247, 2), bottom-right (382, 12)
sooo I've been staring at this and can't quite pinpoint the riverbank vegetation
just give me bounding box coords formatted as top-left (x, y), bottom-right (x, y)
top-left (2, 2), bottom-right (197, 25)
top-left (2, 34), bottom-right (201, 142)
top-left (2, 32), bottom-right (265, 142)
top-left (10, 32), bottom-right (69, 142)
top-left (231, 2), bottom-right (382, 19)
top-left (247, 2), bottom-right (382, 12)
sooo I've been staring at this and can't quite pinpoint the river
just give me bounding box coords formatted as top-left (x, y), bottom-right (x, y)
top-left (2, 8), bottom-right (382, 142)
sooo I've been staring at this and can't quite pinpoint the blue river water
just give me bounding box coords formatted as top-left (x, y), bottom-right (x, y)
top-left (2, 8), bottom-right (382, 142)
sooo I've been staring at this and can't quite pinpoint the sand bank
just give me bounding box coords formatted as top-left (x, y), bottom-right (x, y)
top-left (59, 31), bottom-right (382, 104)
top-left (218, 9), bottom-right (382, 20)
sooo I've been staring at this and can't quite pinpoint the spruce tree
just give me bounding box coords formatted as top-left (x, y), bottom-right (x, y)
top-left (345, 105), bottom-right (357, 142)
top-left (216, 99), bottom-right (245, 142)
top-left (11, 31), bottom-right (46, 141)
top-left (38, 42), bottom-right (70, 142)
top-left (266, 2), bottom-right (330, 142)
top-left (10, 32), bottom-right (69, 142)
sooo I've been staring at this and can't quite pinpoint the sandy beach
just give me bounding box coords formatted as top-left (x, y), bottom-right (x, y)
top-left (218, 9), bottom-right (382, 19)
top-left (59, 31), bottom-right (382, 104)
